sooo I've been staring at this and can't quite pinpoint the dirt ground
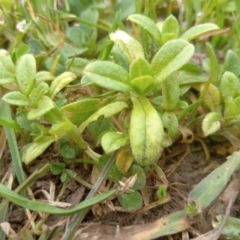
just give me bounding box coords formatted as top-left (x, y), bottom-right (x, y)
top-left (3, 138), bottom-right (239, 239)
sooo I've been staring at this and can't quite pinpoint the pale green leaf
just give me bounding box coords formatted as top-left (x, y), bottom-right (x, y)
top-left (61, 98), bottom-right (100, 125)
top-left (22, 136), bottom-right (55, 164)
top-left (49, 72), bottom-right (77, 98)
top-left (84, 61), bottom-right (133, 92)
top-left (28, 96), bottom-right (55, 120)
top-left (101, 131), bottom-right (128, 154)
top-left (127, 14), bottom-right (161, 44)
top-left (2, 91), bottom-right (32, 106)
top-left (180, 23), bottom-right (219, 41)
top-left (16, 54), bottom-right (36, 94)
top-left (151, 39), bottom-right (194, 83)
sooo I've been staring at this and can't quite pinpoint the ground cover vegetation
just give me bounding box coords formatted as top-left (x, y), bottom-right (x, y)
top-left (1, 0), bottom-right (240, 239)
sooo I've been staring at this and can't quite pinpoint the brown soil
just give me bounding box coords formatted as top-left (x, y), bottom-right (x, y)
top-left (2, 140), bottom-right (239, 240)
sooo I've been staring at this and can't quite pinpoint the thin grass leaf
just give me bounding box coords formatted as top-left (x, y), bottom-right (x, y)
top-left (0, 183), bottom-right (116, 216)
top-left (188, 151), bottom-right (240, 212)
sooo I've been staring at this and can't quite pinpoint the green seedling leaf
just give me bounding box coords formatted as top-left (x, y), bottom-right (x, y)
top-left (188, 151), bottom-right (240, 212)
top-left (110, 30), bottom-right (145, 63)
top-left (206, 43), bottom-right (220, 86)
top-left (116, 148), bottom-right (134, 174)
top-left (49, 72), bottom-right (77, 98)
top-left (16, 54), bottom-right (36, 94)
top-left (0, 183), bottom-right (116, 215)
top-left (213, 215), bottom-right (240, 240)
top-left (101, 131), bottom-right (128, 154)
top-left (99, 155), bottom-right (122, 181)
top-left (161, 15), bottom-right (179, 43)
top-left (118, 191), bottom-right (142, 211)
top-left (66, 57), bottom-right (89, 77)
top-left (35, 71), bottom-right (55, 82)
top-left (127, 14), bottom-right (161, 44)
top-left (130, 96), bottom-right (163, 165)
top-left (161, 111), bottom-right (179, 138)
top-left (129, 164), bottom-right (146, 190)
top-left (220, 71), bottom-right (240, 98)
top-left (61, 98), bottom-right (100, 125)
top-left (202, 112), bottom-right (221, 136)
top-left (151, 39), bottom-right (194, 83)
top-left (22, 136), bottom-right (55, 164)
top-left (2, 91), bottom-right (32, 106)
top-left (28, 96), bottom-right (55, 120)
top-left (84, 61), bottom-right (133, 92)
top-left (162, 74), bottom-right (180, 111)
top-left (157, 185), bottom-right (167, 201)
top-left (51, 163), bottom-right (66, 175)
top-left (180, 23), bottom-right (219, 41)
top-left (223, 50), bottom-right (240, 77)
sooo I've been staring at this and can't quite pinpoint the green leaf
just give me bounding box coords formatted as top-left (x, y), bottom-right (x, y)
top-left (128, 164), bottom-right (146, 190)
top-left (60, 142), bottom-right (76, 159)
top-left (188, 151), bottom-right (240, 211)
top-left (35, 71), bottom-right (55, 82)
top-left (129, 58), bottom-right (151, 79)
top-left (161, 15), bottom-right (179, 43)
top-left (61, 98), bottom-right (100, 125)
top-left (88, 117), bottom-right (115, 144)
top-left (110, 30), bottom-right (145, 63)
top-left (151, 39), bottom-right (194, 83)
top-left (22, 136), bottom-right (55, 164)
top-left (129, 58), bottom-right (154, 93)
top-left (0, 183), bottom-right (116, 215)
top-left (127, 14), bottom-right (161, 44)
top-left (220, 71), bottom-right (240, 98)
top-left (202, 112), bottom-right (221, 136)
top-left (162, 74), bottom-right (180, 111)
top-left (118, 191), bottom-right (142, 211)
top-left (16, 54), bottom-right (36, 94)
top-left (2, 91), bottom-right (32, 106)
top-left (84, 61), bottom-right (133, 92)
top-left (129, 96), bottom-right (163, 165)
top-left (157, 185), bottom-right (167, 200)
top-left (28, 96), bottom-right (55, 120)
top-left (49, 72), bottom-right (77, 98)
top-left (180, 23), bottom-right (219, 41)
top-left (0, 49), bottom-right (15, 84)
top-left (101, 131), bottom-right (128, 154)
top-left (223, 50), bottom-right (240, 77)
top-left (161, 111), bottom-right (179, 138)
top-left (0, 49), bottom-right (15, 73)
top-left (78, 102), bottom-right (128, 137)
top-left (206, 43), bottom-right (220, 86)
top-left (51, 163), bottom-right (66, 175)
top-left (213, 215), bottom-right (240, 239)
top-left (130, 75), bottom-right (154, 94)
top-left (0, 116), bottom-right (21, 130)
